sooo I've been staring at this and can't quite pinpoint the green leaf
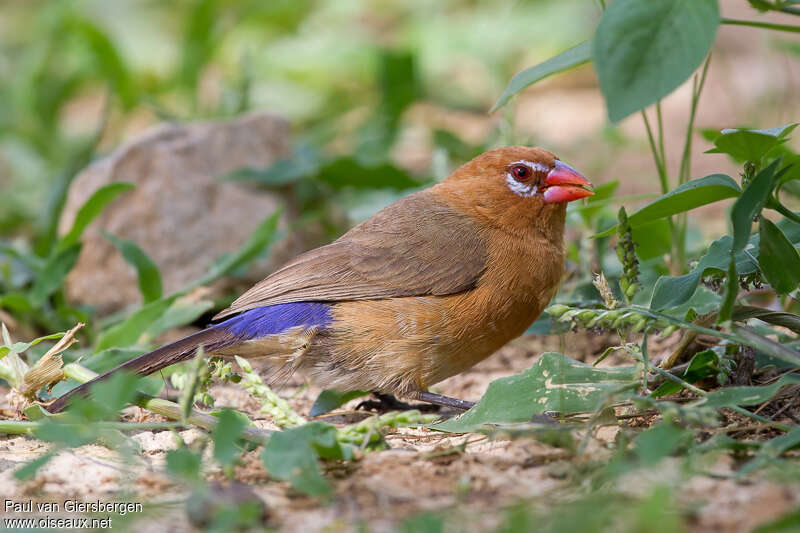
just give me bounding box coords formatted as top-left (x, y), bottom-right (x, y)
top-left (317, 157), bottom-right (422, 191)
top-left (651, 189), bottom-right (800, 311)
top-left (593, 0), bottom-right (719, 122)
top-left (58, 182), bottom-right (135, 251)
top-left (631, 218), bottom-right (672, 260)
top-left (431, 353), bottom-right (638, 433)
top-left (399, 513), bottom-right (446, 533)
top-left (35, 418), bottom-right (93, 448)
top-left (0, 331), bottom-right (65, 360)
top-left (632, 423), bottom-right (691, 463)
top-left (104, 232), bottom-right (162, 303)
top-left (378, 49), bottom-right (420, 126)
top-left (96, 295), bottom-right (178, 350)
top-left (14, 451), bottom-right (57, 481)
top-left (71, 18), bottom-right (138, 109)
top-left (492, 41), bottom-right (591, 113)
top-left (731, 160), bottom-right (781, 253)
top-left (223, 145), bottom-right (321, 187)
top-left (143, 297), bottom-right (214, 343)
top-left (261, 422), bottom-right (345, 496)
top-left (732, 306), bottom-right (800, 335)
top-left (29, 244), bottom-right (82, 305)
top-left (166, 446), bottom-right (203, 482)
top-left (578, 180), bottom-right (619, 226)
top-left (652, 349), bottom-right (717, 397)
top-left (718, 255), bottom-right (738, 323)
top-left (211, 408), bottom-right (248, 467)
top-left (190, 211), bottom-right (281, 289)
top-left (88, 370), bottom-right (141, 418)
top-left (179, 0), bottom-right (220, 89)
top-left (758, 216), bottom-right (800, 294)
top-left (695, 373), bottom-right (800, 409)
top-left (309, 389), bottom-right (369, 417)
top-left (594, 174), bottom-right (741, 238)
top-left (35, 127), bottom-right (104, 257)
top-left (707, 123), bottom-right (799, 162)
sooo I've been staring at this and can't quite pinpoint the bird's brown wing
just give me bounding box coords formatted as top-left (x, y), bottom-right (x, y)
top-left (213, 191), bottom-right (487, 319)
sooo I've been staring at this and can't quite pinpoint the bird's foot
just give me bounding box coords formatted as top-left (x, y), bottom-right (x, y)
top-left (412, 391), bottom-right (475, 412)
top-left (356, 393), bottom-right (441, 413)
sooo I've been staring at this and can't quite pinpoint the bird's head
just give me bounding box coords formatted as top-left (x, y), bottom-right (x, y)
top-left (437, 146), bottom-right (594, 236)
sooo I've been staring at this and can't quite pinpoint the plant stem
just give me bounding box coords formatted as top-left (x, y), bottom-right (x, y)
top-left (642, 107), bottom-right (683, 273)
top-left (641, 330), bottom-right (650, 394)
top-left (0, 421), bottom-right (39, 435)
top-left (721, 18), bottom-right (800, 33)
top-left (771, 201), bottom-right (800, 225)
top-left (624, 346), bottom-right (790, 431)
top-left (678, 56), bottom-right (711, 186)
top-left (63, 363), bottom-right (273, 445)
top-left (622, 306), bottom-right (800, 367)
top-left (641, 110), bottom-right (669, 194)
top-left (675, 55), bottom-right (712, 272)
top-left (656, 102), bottom-right (667, 172)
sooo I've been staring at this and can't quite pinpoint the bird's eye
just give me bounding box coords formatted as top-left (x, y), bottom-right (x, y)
top-left (509, 164), bottom-right (532, 182)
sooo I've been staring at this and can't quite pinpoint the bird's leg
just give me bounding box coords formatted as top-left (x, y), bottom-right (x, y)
top-left (356, 393), bottom-right (441, 413)
top-left (411, 391), bottom-right (475, 412)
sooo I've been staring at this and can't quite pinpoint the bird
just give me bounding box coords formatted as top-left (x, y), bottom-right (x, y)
top-left (47, 146), bottom-right (593, 414)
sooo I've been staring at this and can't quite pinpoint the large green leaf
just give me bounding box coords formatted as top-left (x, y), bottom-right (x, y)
top-left (650, 218), bottom-right (800, 310)
top-left (431, 353), bottom-right (638, 433)
top-left (758, 216), bottom-right (800, 294)
top-left (593, 0), bottom-right (719, 121)
top-left (731, 160), bottom-right (781, 253)
top-left (104, 232), bottom-right (162, 303)
top-left (58, 182), bottom-right (135, 251)
top-left (707, 123), bottom-right (798, 162)
top-left (492, 41), bottom-right (591, 113)
top-left (595, 174), bottom-right (740, 238)
top-left (631, 219), bottom-right (672, 260)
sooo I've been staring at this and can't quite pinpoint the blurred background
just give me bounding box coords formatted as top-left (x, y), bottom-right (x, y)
top-left (0, 0), bottom-right (798, 334)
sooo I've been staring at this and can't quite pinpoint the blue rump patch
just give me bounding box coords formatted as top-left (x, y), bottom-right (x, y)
top-left (215, 302), bottom-right (333, 340)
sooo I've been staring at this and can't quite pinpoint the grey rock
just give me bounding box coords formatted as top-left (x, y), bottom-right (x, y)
top-left (59, 112), bottom-right (308, 313)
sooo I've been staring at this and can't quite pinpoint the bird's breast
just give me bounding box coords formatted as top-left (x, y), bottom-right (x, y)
top-left (311, 230), bottom-right (565, 393)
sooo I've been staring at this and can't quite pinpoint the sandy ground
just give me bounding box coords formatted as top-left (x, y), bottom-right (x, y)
top-left (1, 331), bottom-right (799, 533)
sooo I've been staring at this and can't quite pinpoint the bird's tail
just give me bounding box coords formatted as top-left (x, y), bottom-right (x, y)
top-left (46, 327), bottom-right (237, 413)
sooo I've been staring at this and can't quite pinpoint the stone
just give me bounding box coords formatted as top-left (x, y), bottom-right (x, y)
top-left (60, 112), bottom-right (309, 313)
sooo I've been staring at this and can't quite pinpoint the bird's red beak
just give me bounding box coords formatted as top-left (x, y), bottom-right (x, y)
top-left (542, 160), bottom-right (594, 204)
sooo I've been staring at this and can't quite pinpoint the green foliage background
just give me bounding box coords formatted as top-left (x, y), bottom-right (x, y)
top-left (1, 0), bottom-right (800, 531)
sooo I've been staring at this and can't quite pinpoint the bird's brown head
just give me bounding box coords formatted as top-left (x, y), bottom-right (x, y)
top-left (437, 146), bottom-right (594, 236)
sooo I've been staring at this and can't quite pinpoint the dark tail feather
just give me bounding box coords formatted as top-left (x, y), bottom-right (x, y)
top-left (47, 327), bottom-right (236, 413)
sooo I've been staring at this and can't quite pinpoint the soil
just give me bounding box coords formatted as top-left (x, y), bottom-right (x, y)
top-left (2, 332), bottom-right (798, 532)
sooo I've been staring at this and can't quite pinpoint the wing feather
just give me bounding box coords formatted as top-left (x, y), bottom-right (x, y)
top-left (213, 192), bottom-right (487, 319)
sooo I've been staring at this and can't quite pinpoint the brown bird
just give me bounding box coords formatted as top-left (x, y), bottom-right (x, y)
top-left (48, 147), bottom-right (593, 413)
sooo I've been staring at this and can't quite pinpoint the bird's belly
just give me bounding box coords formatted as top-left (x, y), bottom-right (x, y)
top-left (304, 285), bottom-right (550, 394)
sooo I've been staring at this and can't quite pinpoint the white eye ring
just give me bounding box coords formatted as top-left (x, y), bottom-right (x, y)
top-left (505, 160), bottom-right (547, 197)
